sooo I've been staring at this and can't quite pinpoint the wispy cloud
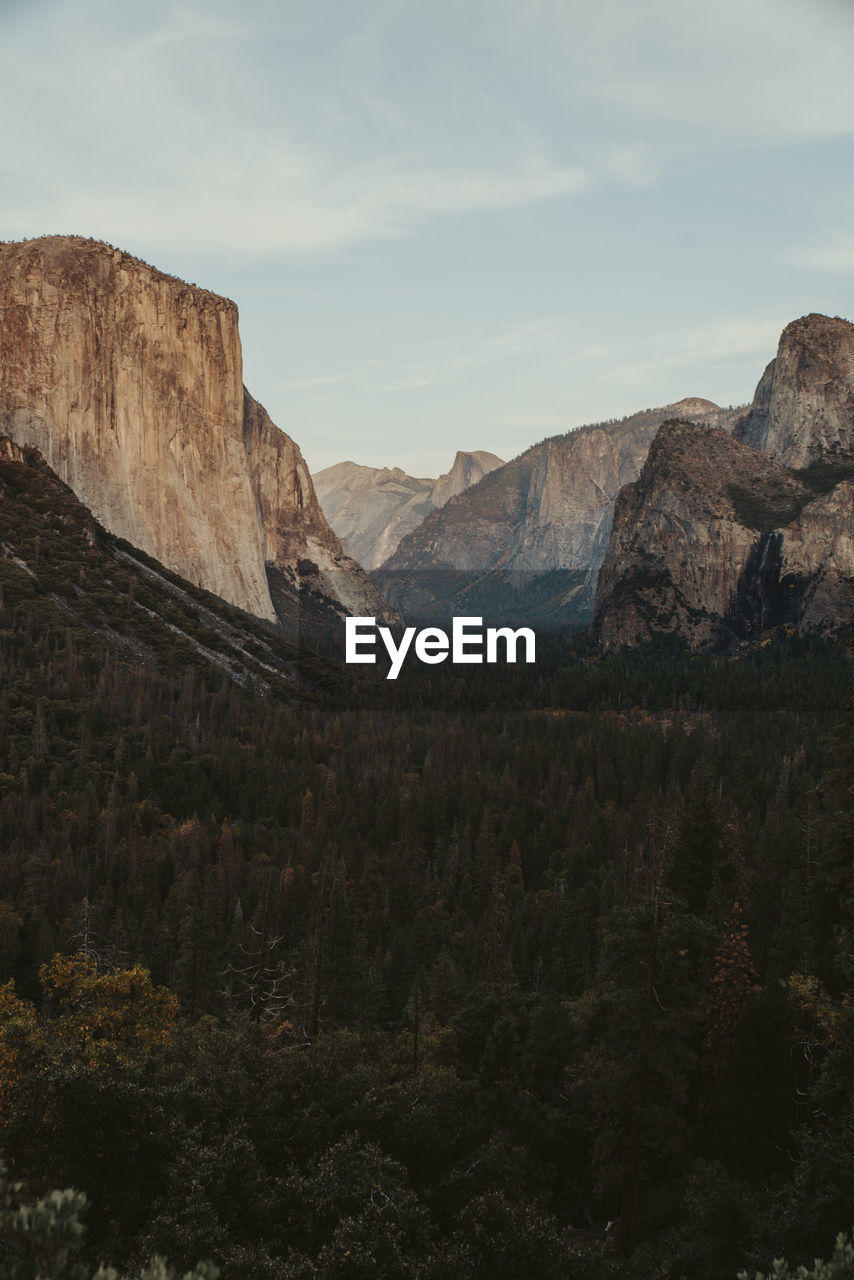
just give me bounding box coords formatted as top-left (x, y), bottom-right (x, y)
top-left (372, 318), bottom-right (574, 391)
top-left (5, 0), bottom-right (854, 268)
top-left (600, 144), bottom-right (662, 188)
top-left (610, 310), bottom-right (791, 390)
top-left (1, 146), bottom-right (586, 255)
top-left (786, 232), bottom-right (854, 275)
top-left (520, 0), bottom-right (854, 143)
top-left (649, 313), bottom-right (789, 365)
top-left (277, 374), bottom-right (347, 391)
top-left (0, 0), bottom-right (591, 256)
top-left (271, 318), bottom-right (574, 399)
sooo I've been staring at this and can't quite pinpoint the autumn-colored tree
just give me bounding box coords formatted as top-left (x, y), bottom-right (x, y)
top-left (0, 978), bottom-right (37, 1119)
top-left (39, 954), bottom-right (178, 1053)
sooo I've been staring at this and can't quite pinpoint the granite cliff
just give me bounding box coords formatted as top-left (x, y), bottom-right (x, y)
top-left (0, 236), bottom-right (392, 634)
top-left (594, 315), bottom-right (854, 650)
top-left (313, 449), bottom-right (504, 570)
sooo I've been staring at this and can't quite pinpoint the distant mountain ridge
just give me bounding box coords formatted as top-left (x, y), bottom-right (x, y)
top-left (374, 398), bottom-right (741, 623)
top-left (313, 449), bottom-right (504, 570)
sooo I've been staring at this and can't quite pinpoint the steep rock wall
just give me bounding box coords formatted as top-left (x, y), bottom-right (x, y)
top-left (0, 236), bottom-right (391, 627)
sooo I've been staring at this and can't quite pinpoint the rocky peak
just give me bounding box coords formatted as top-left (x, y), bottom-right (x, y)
top-left (735, 313), bottom-right (854, 467)
top-left (430, 450), bottom-right (504, 509)
top-left (667, 397), bottom-right (721, 417)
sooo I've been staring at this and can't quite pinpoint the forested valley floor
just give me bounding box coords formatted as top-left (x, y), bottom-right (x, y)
top-left (2, 508), bottom-right (854, 1277)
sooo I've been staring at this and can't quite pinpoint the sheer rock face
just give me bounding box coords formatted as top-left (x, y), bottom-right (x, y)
top-left (313, 450), bottom-right (504, 571)
top-left (240, 393), bottom-right (387, 620)
top-left (735, 314), bottom-right (854, 467)
top-left (0, 236), bottom-right (392, 627)
top-left (594, 418), bottom-right (854, 650)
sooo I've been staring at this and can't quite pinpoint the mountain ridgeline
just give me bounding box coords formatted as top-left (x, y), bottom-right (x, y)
top-left (373, 398), bottom-right (740, 625)
top-left (313, 449), bottom-right (504, 570)
top-left (594, 314), bottom-right (854, 650)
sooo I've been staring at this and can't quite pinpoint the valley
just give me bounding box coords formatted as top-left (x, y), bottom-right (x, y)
top-left (0, 236), bottom-right (853, 1279)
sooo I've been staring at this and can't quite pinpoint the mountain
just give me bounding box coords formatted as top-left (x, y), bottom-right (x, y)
top-left (374, 399), bottom-right (739, 623)
top-left (0, 236), bottom-right (393, 636)
top-left (594, 314), bottom-right (854, 650)
top-left (313, 449), bottom-right (504, 570)
top-left (313, 463), bottom-right (434, 571)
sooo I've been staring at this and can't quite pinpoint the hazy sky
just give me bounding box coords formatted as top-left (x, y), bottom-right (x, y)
top-left (2, 0), bottom-right (853, 474)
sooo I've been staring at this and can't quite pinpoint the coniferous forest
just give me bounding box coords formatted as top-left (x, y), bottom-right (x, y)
top-left (2, 452), bottom-right (854, 1277)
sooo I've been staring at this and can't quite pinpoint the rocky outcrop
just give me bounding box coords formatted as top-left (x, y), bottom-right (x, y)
top-left (0, 235), bottom-right (392, 631)
top-left (0, 436), bottom-right (31, 466)
top-left (735, 314), bottom-right (854, 467)
top-left (376, 399), bottom-right (739, 622)
top-left (593, 418), bottom-right (854, 650)
top-left (313, 450), bottom-right (504, 570)
top-left (430, 450), bottom-right (504, 510)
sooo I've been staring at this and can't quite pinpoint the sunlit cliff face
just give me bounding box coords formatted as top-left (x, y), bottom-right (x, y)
top-left (0, 235), bottom-right (394, 628)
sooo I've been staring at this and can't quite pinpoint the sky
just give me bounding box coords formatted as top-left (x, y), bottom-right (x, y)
top-left (1, 0), bottom-right (853, 476)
